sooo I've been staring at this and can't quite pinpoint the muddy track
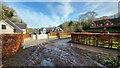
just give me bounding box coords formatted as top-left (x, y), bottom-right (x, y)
top-left (27, 39), bottom-right (99, 66)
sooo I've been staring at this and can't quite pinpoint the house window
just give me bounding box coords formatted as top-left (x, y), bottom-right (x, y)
top-left (106, 23), bottom-right (109, 25)
top-left (2, 25), bottom-right (6, 29)
top-left (91, 24), bottom-right (94, 26)
top-left (111, 23), bottom-right (114, 25)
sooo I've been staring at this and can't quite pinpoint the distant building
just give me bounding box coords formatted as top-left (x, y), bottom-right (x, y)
top-left (40, 28), bottom-right (46, 34)
top-left (40, 27), bottom-right (64, 33)
top-left (28, 26), bottom-right (64, 34)
top-left (52, 27), bottom-right (64, 32)
top-left (28, 28), bottom-right (39, 34)
top-left (90, 18), bottom-right (120, 28)
top-left (0, 19), bottom-right (27, 34)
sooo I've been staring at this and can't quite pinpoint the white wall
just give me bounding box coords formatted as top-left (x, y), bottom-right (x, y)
top-left (31, 34), bottom-right (36, 40)
top-left (0, 20), bottom-right (14, 34)
top-left (22, 29), bottom-right (26, 34)
top-left (31, 34), bottom-right (48, 40)
top-left (37, 34), bottom-right (48, 39)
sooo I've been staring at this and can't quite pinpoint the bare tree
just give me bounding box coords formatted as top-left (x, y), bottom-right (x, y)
top-left (78, 11), bottom-right (97, 31)
top-left (86, 11), bottom-right (97, 20)
top-left (79, 14), bottom-right (87, 22)
top-left (79, 14), bottom-right (86, 32)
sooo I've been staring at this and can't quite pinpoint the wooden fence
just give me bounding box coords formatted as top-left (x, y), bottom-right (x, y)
top-left (23, 34), bottom-right (31, 39)
top-left (71, 32), bottom-right (120, 49)
top-left (48, 32), bottom-right (71, 38)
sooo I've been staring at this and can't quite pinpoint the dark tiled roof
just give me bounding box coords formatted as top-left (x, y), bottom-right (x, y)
top-left (91, 18), bottom-right (120, 28)
top-left (108, 18), bottom-right (119, 24)
top-left (39, 28), bottom-right (44, 31)
top-left (40, 27), bottom-right (54, 32)
top-left (93, 18), bottom-right (120, 24)
top-left (15, 23), bottom-right (27, 29)
top-left (5, 19), bottom-right (23, 33)
top-left (93, 19), bottom-right (107, 24)
top-left (46, 27), bottom-right (54, 31)
top-left (53, 27), bottom-right (64, 32)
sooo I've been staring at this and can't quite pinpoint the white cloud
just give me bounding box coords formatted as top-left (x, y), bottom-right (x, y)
top-left (46, 4), bottom-right (61, 26)
top-left (84, 2), bottom-right (103, 11)
top-left (52, 14), bottom-right (60, 23)
top-left (83, 2), bottom-right (118, 17)
top-left (17, 9), bottom-right (54, 28)
top-left (58, 2), bottom-right (74, 19)
top-left (47, 2), bottom-right (74, 25)
top-left (7, 3), bottom-right (55, 28)
top-left (6, 2), bottom-right (119, 28)
top-left (3, 0), bottom-right (120, 2)
top-left (96, 2), bottom-right (118, 17)
top-left (47, 2), bottom-right (74, 19)
top-left (6, 2), bottom-right (74, 28)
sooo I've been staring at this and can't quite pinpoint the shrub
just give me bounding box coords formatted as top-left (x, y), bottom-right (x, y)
top-left (103, 58), bottom-right (119, 67)
top-left (2, 34), bottom-right (23, 60)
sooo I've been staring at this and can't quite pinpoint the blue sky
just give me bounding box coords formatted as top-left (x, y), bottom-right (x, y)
top-left (5, 2), bottom-right (118, 28)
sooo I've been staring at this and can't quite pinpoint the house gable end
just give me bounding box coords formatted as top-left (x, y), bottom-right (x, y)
top-left (1, 20), bottom-right (14, 29)
top-left (104, 20), bottom-right (112, 24)
top-left (5, 19), bottom-right (23, 33)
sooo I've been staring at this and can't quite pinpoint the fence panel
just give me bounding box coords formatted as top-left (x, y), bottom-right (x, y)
top-left (48, 32), bottom-right (71, 38)
top-left (71, 33), bottom-right (120, 49)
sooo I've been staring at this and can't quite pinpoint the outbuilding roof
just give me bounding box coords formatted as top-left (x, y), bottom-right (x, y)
top-left (15, 23), bottom-right (27, 29)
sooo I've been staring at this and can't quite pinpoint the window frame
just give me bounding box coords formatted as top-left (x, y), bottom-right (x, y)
top-left (2, 25), bottom-right (6, 29)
